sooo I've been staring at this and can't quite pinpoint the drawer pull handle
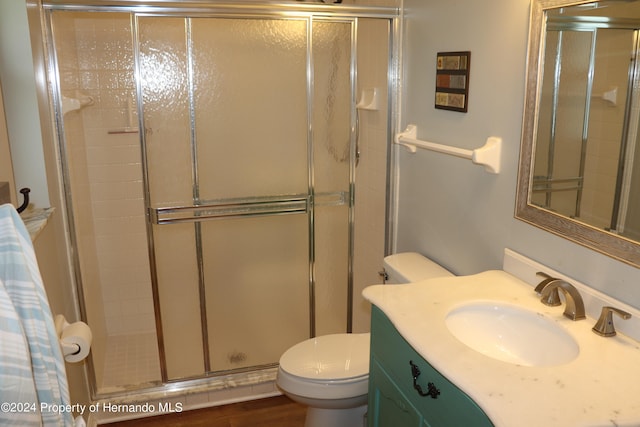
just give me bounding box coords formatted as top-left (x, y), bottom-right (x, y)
top-left (409, 360), bottom-right (441, 399)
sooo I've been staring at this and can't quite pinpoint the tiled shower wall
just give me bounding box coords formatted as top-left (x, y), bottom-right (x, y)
top-left (535, 29), bottom-right (632, 230)
top-left (56, 12), bottom-right (156, 340)
top-left (352, 18), bottom-right (390, 333)
top-left (581, 30), bottom-right (632, 229)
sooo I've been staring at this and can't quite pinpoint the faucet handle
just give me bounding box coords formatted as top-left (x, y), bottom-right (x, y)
top-left (592, 306), bottom-right (632, 337)
top-left (534, 272), bottom-right (561, 306)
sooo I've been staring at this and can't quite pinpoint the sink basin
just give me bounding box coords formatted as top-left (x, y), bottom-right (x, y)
top-left (445, 302), bottom-right (579, 367)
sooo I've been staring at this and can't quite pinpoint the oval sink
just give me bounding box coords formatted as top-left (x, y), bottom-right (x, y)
top-left (445, 302), bottom-right (579, 367)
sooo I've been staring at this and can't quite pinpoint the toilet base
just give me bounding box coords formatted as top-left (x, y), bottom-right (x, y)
top-left (304, 404), bottom-right (367, 427)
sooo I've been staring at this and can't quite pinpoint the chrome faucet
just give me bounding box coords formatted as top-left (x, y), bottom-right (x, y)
top-left (536, 278), bottom-right (586, 320)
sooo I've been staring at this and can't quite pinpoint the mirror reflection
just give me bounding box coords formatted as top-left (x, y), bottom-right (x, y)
top-left (533, 1), bottom-right (640, 241)
top-left (517, 0), bottom-right (640, 267)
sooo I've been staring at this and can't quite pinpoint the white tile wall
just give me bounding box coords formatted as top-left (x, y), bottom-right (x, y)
top-left (101, 333), bottom-right (161, 392)
top-left (70, 15), bottom-right (156, 337)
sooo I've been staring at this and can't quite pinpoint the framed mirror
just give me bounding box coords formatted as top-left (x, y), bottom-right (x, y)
top-left (517, 0), bottom-right (640, 267)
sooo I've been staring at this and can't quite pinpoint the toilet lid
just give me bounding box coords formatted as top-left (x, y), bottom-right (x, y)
top-left (279, 333), bottom-right (370, 380)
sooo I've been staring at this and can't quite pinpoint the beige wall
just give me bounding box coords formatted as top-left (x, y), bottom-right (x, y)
top-left (0, 84), bottom-right (16, 205)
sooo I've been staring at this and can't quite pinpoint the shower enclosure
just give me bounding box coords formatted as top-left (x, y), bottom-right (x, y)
top-left (43, 1), bottom-right (396, 398)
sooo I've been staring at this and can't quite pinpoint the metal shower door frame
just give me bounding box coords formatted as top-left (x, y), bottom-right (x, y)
top-left (132, 12), bottom-right (357, 383)
top-left (41, 0), bottom-right (399, 399)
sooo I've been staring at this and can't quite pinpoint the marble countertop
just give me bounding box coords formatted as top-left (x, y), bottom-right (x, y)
top-left (20, 207), bottom-right (54, 241)
top-left (363, 270), bottom-right (640, 427)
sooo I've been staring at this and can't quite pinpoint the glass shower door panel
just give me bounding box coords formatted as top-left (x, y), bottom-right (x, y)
top-left (201, 214), bottom-right (309, 372)
top-left (139, 16), bottom-right (206, 381)
top-left (534, 30), bottom-right (592, 216)
top-left (312, 21), bottom-right (352, 194)
top-left (153, 223), bottom-right (205, 380)
top-left (552, 31), bottom-right (592, 216)
top-left (586, 29), bottom-right (631, 229)
top-left (312, 21), bottom-right (352, 335)
top-left (138, 17), bottom-right (194, 208)
top-left (191, 18), bottom-right (309, 200)
top-left (51, 11), bottom-right (161, 392)
top-left (532, 29), bottom-right (558, 203)
top-left (314, 205), bottom-right (349, 336)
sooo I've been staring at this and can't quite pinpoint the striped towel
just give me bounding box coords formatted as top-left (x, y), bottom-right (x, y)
top-left (0, 204), bottom-right (73, 426)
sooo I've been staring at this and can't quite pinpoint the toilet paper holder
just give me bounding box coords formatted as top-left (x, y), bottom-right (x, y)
top-left (55, 315), bottom-right (92, 363)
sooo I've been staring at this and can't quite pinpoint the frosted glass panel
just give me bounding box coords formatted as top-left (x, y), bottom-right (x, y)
top-left (554, 31), bottom-right (591, 178)
top-left (314, 205), bottom-right (349, 336)
top-left (191, 18), bottom-right (309, 200)
top-left (50, 11), bottom-right (161, 393)
top-left (202, 214), bottom-right (309, 372)
top-left (533, 30), bottom-right (558, 185)
top-left (313, 21), bottom-right (352, 194)
top-left (583, 29), bottom-right (630, 229)
top-left (153, 223), bottom-right (204, 380)
top-left (312, 22), bottom-right (351, 335)
top-left (533, 30), bottom-right (592, 216)
top-left (138, 18), bottom-right (194, 208)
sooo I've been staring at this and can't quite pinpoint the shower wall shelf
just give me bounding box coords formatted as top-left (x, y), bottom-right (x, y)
top-left (107, 96), bottom-right (140, 134)
top-left (356, 87), bottom-right (380, 110)
top-left (107, 128), bottom-right (140, 135)
top-left (62, 94), bottom-right (94, 116)
top-left (394, 124), bottom-right (502, 174)
top-left (591, 86), bottom-right (617, 106)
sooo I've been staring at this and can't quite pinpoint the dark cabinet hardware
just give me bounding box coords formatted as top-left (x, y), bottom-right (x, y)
top-left (410, 360), bottom-right (441, 399)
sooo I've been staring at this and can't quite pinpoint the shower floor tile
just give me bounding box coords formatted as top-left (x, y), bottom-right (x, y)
top-left (101, 333), bottom-right (161, 392)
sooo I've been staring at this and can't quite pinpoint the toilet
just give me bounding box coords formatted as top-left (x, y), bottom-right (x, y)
top-left (276, 252), bottom-right (453, 427)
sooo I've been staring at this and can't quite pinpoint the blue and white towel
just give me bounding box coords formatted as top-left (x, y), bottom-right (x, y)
top-left (0, 204), bottom-right (73, 426)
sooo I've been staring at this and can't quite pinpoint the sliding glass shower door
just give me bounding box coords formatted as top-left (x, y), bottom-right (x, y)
top-left (138, 16), bottom-right (312, 380)
top-left (46, 3), bottom-right (395, 395)
top-left (138, 16), bottom-right (352, 380)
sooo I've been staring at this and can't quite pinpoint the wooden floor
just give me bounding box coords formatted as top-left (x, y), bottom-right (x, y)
top-left (104, 396), bottom-right (306, 427)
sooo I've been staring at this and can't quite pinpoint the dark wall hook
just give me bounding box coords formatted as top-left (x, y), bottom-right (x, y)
top-left (17, 187), bottom-right (30, 213)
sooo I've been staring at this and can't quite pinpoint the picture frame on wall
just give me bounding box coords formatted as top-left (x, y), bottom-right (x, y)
top-left (435, 51), bottom-right (470, 113)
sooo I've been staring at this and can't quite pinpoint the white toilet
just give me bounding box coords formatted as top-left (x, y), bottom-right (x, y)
top-left (276, 252), bottom-right (453, 427)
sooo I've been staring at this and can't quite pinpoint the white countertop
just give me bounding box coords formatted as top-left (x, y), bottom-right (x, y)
top-left (363, 270), bottom-right (640, 427)
top-left (20, 207), bottom-right (54, 241)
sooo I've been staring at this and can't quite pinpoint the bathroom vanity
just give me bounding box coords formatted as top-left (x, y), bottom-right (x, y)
top-left (364, 249), bottom-right (640, 427)
top-left (368, 305), bottom-right (492, 426)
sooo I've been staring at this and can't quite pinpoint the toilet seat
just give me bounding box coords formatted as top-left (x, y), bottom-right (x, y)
top-left (277, 333), bottom-right (370, 400)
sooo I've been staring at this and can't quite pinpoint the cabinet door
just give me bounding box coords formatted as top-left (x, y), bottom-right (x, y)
top-left (370, 306), bottom-right (493, 427)
top-left (369, 360), bottom-right (424, 427)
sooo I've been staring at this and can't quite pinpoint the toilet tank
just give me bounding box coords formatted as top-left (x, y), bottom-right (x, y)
top-left (383, 252), bottom-right (453, 284)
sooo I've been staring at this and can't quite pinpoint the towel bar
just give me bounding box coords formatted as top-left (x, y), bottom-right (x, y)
top-left (394, 124), bottom-right (502, 174)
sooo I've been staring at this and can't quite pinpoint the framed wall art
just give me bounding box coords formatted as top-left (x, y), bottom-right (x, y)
top-left (435, 51), bottom-right (470, 113)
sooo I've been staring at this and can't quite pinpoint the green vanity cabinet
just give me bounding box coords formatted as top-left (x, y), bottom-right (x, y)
top-left (368, 306), bottom-right (494, 427)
